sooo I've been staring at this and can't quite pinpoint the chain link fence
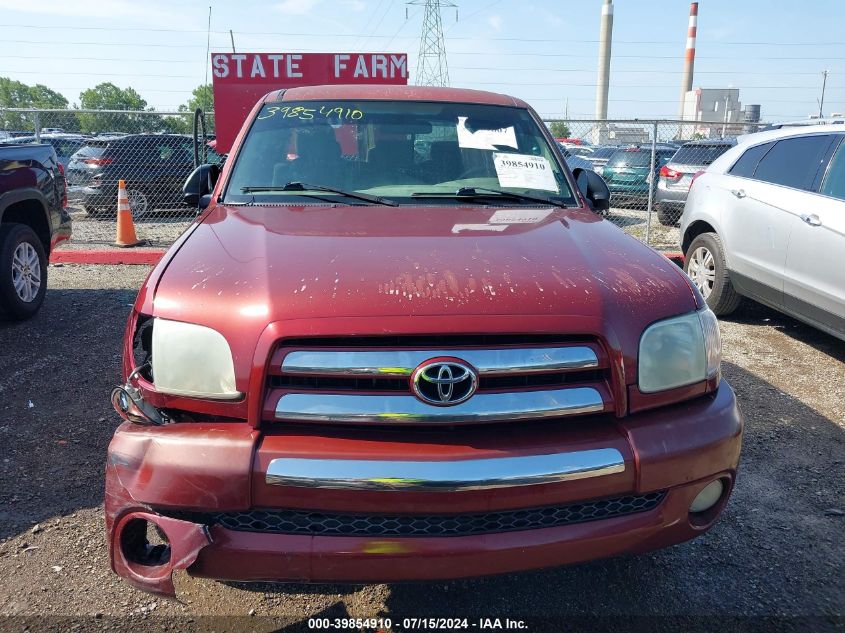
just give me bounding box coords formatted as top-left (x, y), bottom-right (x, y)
top-left (1, 108), bottom-right (768, 252)
top-left (549, 118), bottom-right (769, 252)
top-left (1, 108), bottom-right (217, 249)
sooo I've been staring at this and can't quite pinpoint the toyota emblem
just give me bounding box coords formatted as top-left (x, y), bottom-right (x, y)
top-left (411, 358), bottom-right (479, 406)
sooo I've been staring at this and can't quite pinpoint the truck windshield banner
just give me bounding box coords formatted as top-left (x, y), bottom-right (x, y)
top-left (211, 53), bottom-right (409, 153)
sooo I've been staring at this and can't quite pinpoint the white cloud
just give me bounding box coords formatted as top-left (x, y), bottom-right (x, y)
top-left (0, 0), bottom-right (186, 23)
top-left (341, 0), bottom-right (367, 11)
top-left (487, 14), bottom-right (503, 31)
top-left (273, 0), bottom-right (322, 15)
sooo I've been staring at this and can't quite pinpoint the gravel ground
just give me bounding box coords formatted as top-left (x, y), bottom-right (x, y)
top-left (0, 264), bottom-right (842, 633)
top-left (63, 206), bottom-right (194, 248)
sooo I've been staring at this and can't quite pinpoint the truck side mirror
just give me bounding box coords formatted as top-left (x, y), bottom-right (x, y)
top-left (183, 163), bottom-right (220, 210)
top-left (572, 167), bottom-right (611, 212)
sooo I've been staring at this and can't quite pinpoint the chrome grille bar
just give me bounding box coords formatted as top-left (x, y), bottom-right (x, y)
top-left (281, 347), bottom-right (599, 377)
top-left (275, 387), bottom-right (604, 425)
top-left (265, 448), bottom-right (625, 491)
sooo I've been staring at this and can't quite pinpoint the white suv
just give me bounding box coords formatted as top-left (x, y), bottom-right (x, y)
top-left (679, 125), bottom-right (845, 341)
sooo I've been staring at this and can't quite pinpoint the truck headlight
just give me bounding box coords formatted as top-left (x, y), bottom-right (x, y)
top-left (638, 308), bottom-right (721, 393)
top-left (150, 318), bottom-right (240, 399)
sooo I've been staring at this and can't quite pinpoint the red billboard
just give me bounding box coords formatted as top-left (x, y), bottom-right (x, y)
top-left (211, 52), bottom-right (409, 153)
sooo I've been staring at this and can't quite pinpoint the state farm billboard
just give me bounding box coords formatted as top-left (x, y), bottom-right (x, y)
top-left (211, 52), bottom-right (408, 153)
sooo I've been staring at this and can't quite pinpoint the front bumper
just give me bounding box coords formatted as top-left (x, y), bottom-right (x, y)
top-left (105, 381), bottom-right (742, 595)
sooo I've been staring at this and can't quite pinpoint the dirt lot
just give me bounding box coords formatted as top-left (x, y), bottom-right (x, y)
top-left (0, 264), bottom-right (842, 632)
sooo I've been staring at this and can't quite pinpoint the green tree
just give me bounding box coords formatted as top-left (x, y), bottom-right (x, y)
top-left (77, 83), bottom-right (149, 134)
top-left (29, 84), bottom-right (68, 109)
top-left (549, 121), bottom-right (571, 139)
top-left (179, 84), bottom-right (214, 114)
top-left (0, 77), bottom-right (72, 131)
top-left (162, 84), bottom-right (215, 134)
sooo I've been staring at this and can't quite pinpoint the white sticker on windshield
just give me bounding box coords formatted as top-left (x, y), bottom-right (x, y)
top-left (493, 153), bottom-right (559, 192)
top-left (456, 117), bottom-right (518, 150)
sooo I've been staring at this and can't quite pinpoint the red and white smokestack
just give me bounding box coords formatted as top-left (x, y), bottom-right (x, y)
top-left (679, 2), bottom-right (698, 118)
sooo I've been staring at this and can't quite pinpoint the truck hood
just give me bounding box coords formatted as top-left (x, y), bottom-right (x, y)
top-left (150, 203), bottom-right (697, 382)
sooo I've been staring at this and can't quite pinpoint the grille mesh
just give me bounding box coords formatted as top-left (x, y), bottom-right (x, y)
top-left (210, 492), bottom-right (665, 537)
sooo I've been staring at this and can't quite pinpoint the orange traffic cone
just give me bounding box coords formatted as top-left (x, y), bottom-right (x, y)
top-left (114, 179), bottom-right (144, 248)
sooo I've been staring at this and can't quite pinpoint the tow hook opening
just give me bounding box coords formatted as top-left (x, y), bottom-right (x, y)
top-left (120, 518), bottom-right (171, 567)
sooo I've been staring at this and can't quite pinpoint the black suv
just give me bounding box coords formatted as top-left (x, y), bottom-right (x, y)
top-left (67, 134), bottom-right (221, 219)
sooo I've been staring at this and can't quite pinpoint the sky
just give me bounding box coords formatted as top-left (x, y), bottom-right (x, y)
top-left (0, 0), bottom-right (843, 122)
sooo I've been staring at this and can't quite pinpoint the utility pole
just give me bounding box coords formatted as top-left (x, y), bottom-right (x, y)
top-left (204, 6), bottom-right (211, 87)
top-left (819, 70), bottom-right (829, 119)
top-left (407, 0), bottom-right (457, 86)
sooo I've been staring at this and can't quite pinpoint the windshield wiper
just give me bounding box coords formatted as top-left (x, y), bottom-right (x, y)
top-left (241, 182), bottom-right (398, 207)
top-left (411, 186), bottom-right (567, 208)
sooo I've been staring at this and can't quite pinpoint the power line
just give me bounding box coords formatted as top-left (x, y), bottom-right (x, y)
top-left (6, 39), bottom-right (843, 61)
top-left (353, 0), bottom-right (388, 48)
top-left (0, 54), bottom-right (838, 76)
top-left (1, 23), bottom-right (844, 46)
top-left (357, 0), bottom-right (395, 50)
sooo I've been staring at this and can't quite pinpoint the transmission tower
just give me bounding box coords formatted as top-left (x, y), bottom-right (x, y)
top-left (407, 0), bottom-right (457, 86)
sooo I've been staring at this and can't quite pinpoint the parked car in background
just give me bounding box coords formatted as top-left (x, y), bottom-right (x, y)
top-left (601, 145), bottom-right (675, 206)
top-left (656, 139), bottom-right (736, 226)
top-left (568, 146), bottom-right (595, 157)
top-left (681, 125), bottom-right (845, 341)
top-left (0, 134), bottom-right (89, 170)
top-left (582, 145), bottom-right (620, 174)
top-left (67, 134), bottom-right (222, 219)
top-left (0, 143), bottom-right (72, 319)
top-left (557, 142), bottom-right (595, 171)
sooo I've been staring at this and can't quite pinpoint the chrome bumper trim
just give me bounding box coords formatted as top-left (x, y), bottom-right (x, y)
top-left (281, 347), bottom-right (599, 377)
top-left (275, 387), bottom-right (604, 425)
top-left (265, 448), bottom-right (625, 491)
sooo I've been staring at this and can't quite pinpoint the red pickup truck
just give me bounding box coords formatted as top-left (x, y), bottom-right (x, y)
top-left (106, 85), bottom-right (742, 596)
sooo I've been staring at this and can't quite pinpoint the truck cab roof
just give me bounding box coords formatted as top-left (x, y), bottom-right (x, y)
top-left (264, 84), bottom-right (530, 108)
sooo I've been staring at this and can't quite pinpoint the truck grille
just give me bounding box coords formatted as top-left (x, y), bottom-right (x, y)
top-left (208, 492), bottom-right (666, 537)
top-left (265, 336), bottom-right (614, 425)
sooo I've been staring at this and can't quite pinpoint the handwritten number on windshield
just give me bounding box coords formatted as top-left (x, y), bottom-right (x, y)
top-left (258, 106), bottom-right (364, 121)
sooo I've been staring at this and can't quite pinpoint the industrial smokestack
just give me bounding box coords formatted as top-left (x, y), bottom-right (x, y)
top-left (594, 0), bottom-right (613, 120)
top-left (679, 2), bottom-right (698, 119)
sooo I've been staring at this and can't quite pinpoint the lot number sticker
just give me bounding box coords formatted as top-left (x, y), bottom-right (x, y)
top-left (493, 153), bottom-right (558, 192)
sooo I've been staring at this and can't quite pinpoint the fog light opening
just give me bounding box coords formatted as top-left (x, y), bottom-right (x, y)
top-left (119, 517), bottom-right (171, 567)
top-left (689, 479), bottom-right (725, 514)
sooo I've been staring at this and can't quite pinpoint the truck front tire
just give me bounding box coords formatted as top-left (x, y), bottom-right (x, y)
top-left (0, 223), bottom-right (48, 320)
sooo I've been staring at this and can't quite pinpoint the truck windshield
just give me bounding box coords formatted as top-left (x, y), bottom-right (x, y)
top-left (224, 101), bottom-right (575, 205)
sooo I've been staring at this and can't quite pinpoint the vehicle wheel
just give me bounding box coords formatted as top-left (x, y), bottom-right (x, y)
top-left (657, 204), bottom-right (681, 226)
top-left (0, 223), bottom-right (48, 320)
top-left (684, 232), bottom-right (742, 315)
top-left (126, 189), bottom-right (150, 221)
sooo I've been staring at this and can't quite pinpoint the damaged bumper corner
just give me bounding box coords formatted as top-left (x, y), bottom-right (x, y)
top-left (105, 420), bottom-right (256, 597)
top-left (111, 511), bottom-right (211, 597)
